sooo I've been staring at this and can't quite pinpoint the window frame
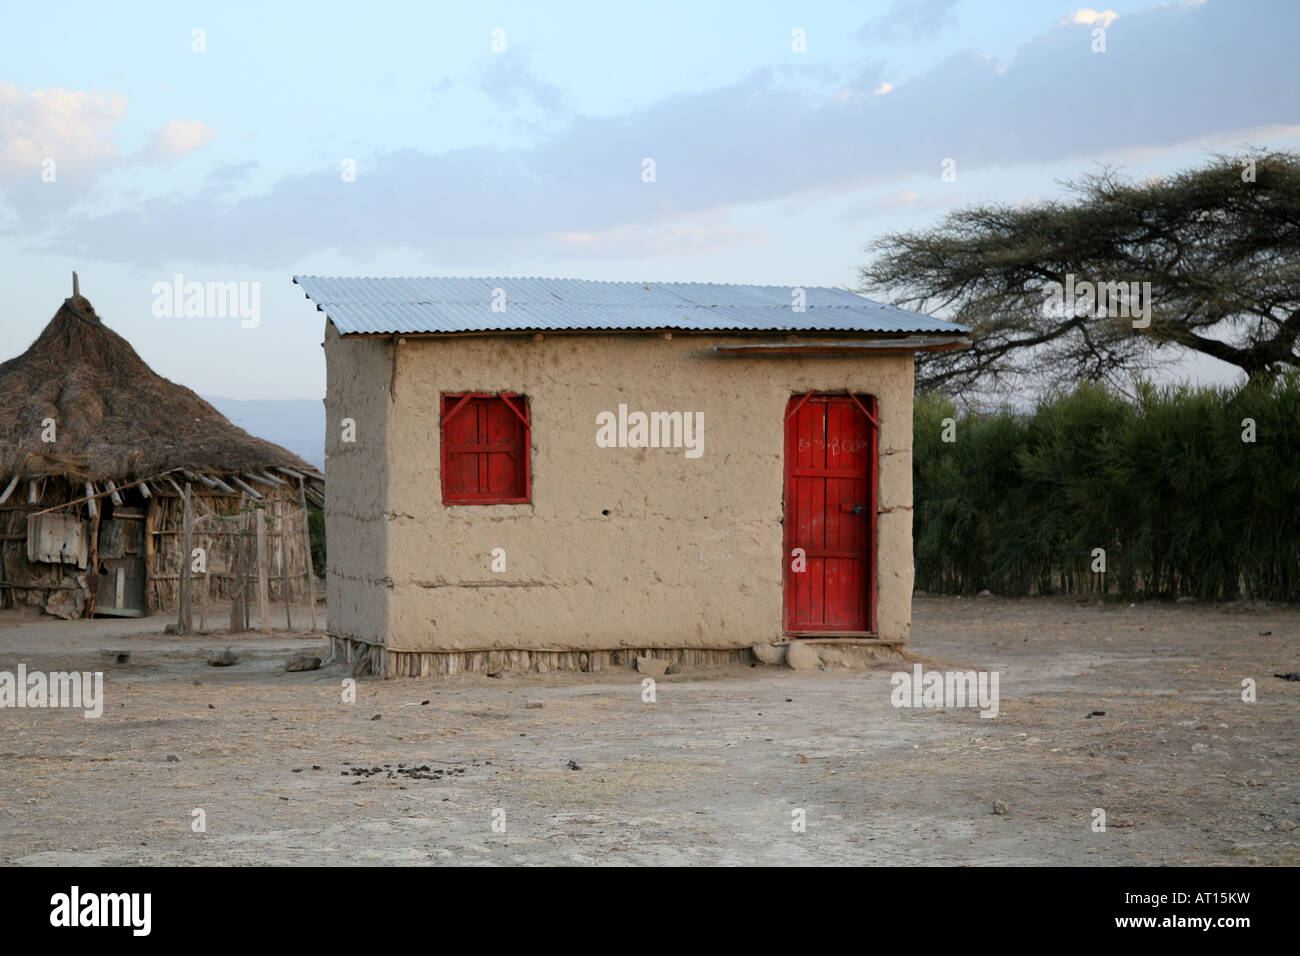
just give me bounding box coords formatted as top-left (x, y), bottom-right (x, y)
top-left (439, 391), bottom-right (532, 505)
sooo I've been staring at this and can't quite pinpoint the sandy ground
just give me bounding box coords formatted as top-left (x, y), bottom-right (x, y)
top-left (0, 596), bottom-right (1296, 866)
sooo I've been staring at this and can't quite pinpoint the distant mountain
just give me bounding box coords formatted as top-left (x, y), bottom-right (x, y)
top-left (204, 395), bottom-right (325, 471)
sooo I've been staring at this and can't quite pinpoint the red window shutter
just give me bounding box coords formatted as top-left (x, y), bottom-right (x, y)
top-left (441, 394), bottom-right (530, 504)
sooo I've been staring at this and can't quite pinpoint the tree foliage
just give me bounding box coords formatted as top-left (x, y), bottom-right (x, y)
top-left (913, 376), bottom-right (1300, 600)
top-left (863, 151), bottom-right (1300, 395)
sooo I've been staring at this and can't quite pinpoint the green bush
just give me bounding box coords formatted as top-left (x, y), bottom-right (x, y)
top-left (913, 375), bottom-right (1300, 601)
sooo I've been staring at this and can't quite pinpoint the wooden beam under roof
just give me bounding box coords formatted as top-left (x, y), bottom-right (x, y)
top-left (711, 336), bottom-right (971, 356)
top-left (208, 476), bottom-right (239, 495)
top-left (228, 475), bottom-right (263, 499)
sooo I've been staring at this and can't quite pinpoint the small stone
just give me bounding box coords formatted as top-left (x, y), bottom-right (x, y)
top-left (751, 643), bottom-right (786, 666)
top-left (795, 754), bottom-right (809, 764)
top-left (1279, 820), bottom-right (1297, 832)
top-left (370, 714), bottom-right (381, 721)
top-left (786, 643), bottom-right (821, 671)
top-left (566, 759), bottom-right (581, 771)
top-left (166, 754), bottom-right (180, 763)
top-left (206, 648), bottom-right (239, 667)
top-left (207, 704), bottom-right (214, 709)
top-left (285, 654), bottom-right (322, 672)
top-left (992, 800), bottom-right (1009, 815)
top-left (977, 589), bottom-right (994, 597)
top-left (526, 701), bottom-right (544, 709)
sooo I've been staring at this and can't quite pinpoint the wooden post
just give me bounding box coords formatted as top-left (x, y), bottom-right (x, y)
top-left (299, 480), bottom-right (318, 631)
top-left (199, 560), bottom-right (209, 632)
top-left (84, 497), bottom-right (102, 619)
top-left (243, 507), bottom-right (250, 631)
top-left (279, 501), bottom-right (292, 631)
top-left (143, 498), bottom-right (158, 614)
top-left (230, 495), bottom-right (246, 633)
top-left (255, 508), bottom-right (271, 634)
top-left (178, 482), bottom-right (193, 634)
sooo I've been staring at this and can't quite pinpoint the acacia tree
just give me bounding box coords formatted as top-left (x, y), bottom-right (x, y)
top-left (860, 151), bottom-right (1300, 395)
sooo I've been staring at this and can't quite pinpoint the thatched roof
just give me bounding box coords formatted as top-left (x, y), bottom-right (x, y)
top-left (0, 289), bottom-right (321, 490)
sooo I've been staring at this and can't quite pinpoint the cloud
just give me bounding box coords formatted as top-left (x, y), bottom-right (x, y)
top-left (857, 0), bottom-right (961, 43)
top-left (0, 83), bottom-right (126, 218)
top-left (552, 213), bottom-right (768, 259)
top-left (26, 0), bottom-right (1300, 268)
top-left (480, 50), bottom-right (564, 115)
top-left (141, 119), bottom-right (216, 161)
top-left (0, 84), bottom-right (125, 180)
top-left (1062, 9), bottom-right (1120, 28)
top-left (838, 189), bottom-right (960, 221)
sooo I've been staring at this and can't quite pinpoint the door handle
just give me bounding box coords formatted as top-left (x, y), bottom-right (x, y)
top-left (839, 504), bottom-right (870, 514)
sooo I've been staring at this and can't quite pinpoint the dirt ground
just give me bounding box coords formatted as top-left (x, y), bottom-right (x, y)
top-left (0, 596), bottom-right (1296, 866)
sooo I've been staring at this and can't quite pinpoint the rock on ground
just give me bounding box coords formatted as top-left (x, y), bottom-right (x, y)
top-left (786, 643), bottom-right (821, 670)
top-left (635, 656), bottom-right (670, 677)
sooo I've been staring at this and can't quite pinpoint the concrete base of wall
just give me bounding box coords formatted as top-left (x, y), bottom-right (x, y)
top-left (752, 639), bottom-right (910, 670)
top-left (329, 634), bottom-right (911, 677)
top-left (329, 635), bottom-right (754, 678)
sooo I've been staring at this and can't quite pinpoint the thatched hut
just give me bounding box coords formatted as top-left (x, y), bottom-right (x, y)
top-left (0, 279), bottom-right (323, 620)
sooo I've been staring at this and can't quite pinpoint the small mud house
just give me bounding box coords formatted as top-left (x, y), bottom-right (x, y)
top-left (0, 280), bottom-right (323, 619)
top-left (296, 276), bottom-right (969, 676)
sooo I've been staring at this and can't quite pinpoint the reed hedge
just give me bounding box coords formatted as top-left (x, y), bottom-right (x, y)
top-left (912, 376), bottom-right (1300, 600)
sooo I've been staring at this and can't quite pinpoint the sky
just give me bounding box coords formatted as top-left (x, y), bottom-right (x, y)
top-left (1, 0), bottom-right (1297, 400)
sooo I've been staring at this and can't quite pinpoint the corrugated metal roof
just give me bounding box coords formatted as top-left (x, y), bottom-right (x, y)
top-left (292, 276), bottom-right (969, 336)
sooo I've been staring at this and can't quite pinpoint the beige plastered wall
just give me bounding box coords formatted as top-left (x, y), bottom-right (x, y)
top-left (323, 321), bottom-right (392, 646)
top-left (326, 328), bottom-right (915, 652)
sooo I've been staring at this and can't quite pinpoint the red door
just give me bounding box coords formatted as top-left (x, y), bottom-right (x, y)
top-left (783, 394), bottom-right (877, 633)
